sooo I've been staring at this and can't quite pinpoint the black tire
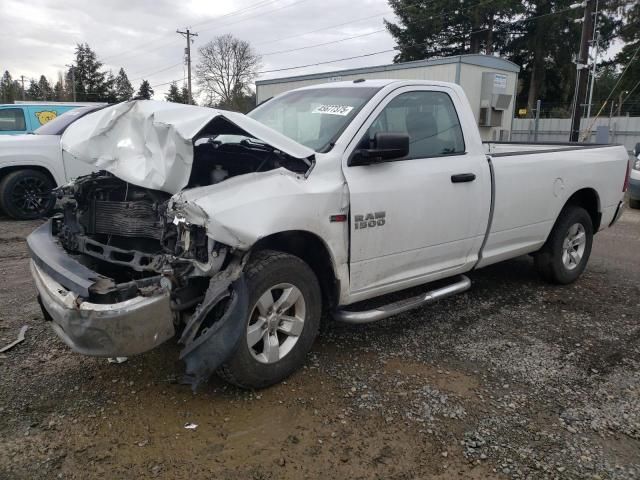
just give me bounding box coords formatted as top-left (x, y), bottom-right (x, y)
top-left (0, 169), bottom-right (55, 220)
top-left (217, 250), bottom-right (321, 389)
top-left (630, 198), bottom-right (640, 210)
top-left (534, 205), bottom-right (593, 285)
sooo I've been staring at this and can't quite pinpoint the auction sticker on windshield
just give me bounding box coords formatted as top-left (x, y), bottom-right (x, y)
top-left (312, 104), bottom-right (354, 116)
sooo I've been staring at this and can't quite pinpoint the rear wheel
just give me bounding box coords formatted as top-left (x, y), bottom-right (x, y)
top-left (217, 250), bottom-right (321, 389)
top-left (630, 198), bottom-right (640, 209)
top-left (0, 169), bottom-right (55, 220)
top-left (534, 205), bottom-right (593, 284)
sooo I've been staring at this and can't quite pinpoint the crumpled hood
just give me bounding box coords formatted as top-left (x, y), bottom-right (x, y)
top-left (61, 100), bottom-right (315, 194)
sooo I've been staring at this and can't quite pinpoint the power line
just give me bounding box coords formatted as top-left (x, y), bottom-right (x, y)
top-left (197, 0), bottom-right (314, 34)
top-left (258, 49), bottom-right (395, 74)
top-left (621, 78), bottom-right (640, 105)
top-left (101, 0), bottom-right (281, 62)
top-left (104, 40), bottom-right (183, 65)
top-left (261, 29), bottom-right (386, 56)
top-left (254, 10), bottom-right (392, 47)
top-left (100, 0), bottom-right (315, 71)
top-left (189, 0), bottom-right (282, 29)
top-left (125, 1), bottom-right (574, 93)
top-left (580, 42), bottom-right (640, 138)
top-left (103, 0), bottom-right (459, 82)
top-left (258, 0), bottom-right (499, 58)
top-left (128, 62), bottom-right (184, 83)
top-left (257, 6), bottom-right (577, 76)
top-left (151, 78), bottom-right (185, 89)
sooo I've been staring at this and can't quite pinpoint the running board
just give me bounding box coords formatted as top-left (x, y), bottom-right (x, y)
top-left (334, 275), bottom-right (471, 324)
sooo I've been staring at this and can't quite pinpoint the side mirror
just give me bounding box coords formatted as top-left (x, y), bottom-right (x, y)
top-left (634, 143), bottom-right (640, 157)
top-left (350, 132), bottom-right (410, 166)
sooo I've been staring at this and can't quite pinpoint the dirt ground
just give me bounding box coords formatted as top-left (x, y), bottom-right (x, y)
top-left (0, 209), bottom-right (639, 480)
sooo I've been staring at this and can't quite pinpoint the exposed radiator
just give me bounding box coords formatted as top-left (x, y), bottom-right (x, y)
top-left (92, 200), bottom-right (163, 240)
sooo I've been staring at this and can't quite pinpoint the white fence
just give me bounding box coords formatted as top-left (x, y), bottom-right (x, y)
top-left (511, 116), bottom-right (640, 151)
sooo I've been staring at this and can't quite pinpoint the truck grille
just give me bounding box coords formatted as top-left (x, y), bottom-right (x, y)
top-left (93, 200), bottom-right (163, 240)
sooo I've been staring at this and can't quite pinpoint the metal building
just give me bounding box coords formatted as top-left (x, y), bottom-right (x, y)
top-left (255, 54), bottom-right (520, 140)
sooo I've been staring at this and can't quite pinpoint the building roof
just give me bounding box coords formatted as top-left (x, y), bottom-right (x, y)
top-left (256, 54), bottom-right (520, 87)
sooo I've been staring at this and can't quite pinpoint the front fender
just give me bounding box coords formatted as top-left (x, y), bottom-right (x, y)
top-left (168, 168), bottom-right (349, 267)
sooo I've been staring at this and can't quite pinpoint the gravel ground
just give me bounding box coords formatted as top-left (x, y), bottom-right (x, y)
top-left (0, 209), bottom-right (639, 479)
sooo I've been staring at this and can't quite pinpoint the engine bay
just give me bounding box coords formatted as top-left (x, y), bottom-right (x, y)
top-left (188, 133), bottom-right (310, 188)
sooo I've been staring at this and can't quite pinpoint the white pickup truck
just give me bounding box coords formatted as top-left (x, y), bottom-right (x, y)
top-left (27, 80), bottom-right (629, 389)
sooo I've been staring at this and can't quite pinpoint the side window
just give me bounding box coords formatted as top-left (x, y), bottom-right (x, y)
top-left (0, 108), bottom-right (26, 131)
top-left (364, 91), bottom-right (465, 158)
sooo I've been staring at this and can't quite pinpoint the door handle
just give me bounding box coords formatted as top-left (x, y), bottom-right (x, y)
top-left (451, 173), bottom-right (476, 183)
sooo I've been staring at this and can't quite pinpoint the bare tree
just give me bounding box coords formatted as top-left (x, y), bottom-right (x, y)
top-left (195, 34), bottom-right (261, 110)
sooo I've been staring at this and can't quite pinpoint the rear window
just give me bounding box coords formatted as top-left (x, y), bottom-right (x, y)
top-left (0, 108), bottom-right (26, 131)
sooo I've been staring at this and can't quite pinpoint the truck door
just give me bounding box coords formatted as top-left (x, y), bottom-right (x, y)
top-left (343, 86), bottom-right (490, 297)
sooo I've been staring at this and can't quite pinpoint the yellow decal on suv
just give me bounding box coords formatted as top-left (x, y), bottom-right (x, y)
top-left (35, 110), bottom-right (57, 125)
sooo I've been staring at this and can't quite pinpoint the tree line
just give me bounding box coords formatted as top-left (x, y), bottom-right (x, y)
top-left (0, 39), bottom-right (253, 110)
top-left (0, 43), bottom-right (191, 105)
top-left (386, 0), bottom-right (640, 116)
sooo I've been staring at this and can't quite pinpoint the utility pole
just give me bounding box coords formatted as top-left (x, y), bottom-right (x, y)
top-left (20, 75), bottom-right (25, 101)
top-left (585, 0), bottom-right (600, 122)
top-left (617, 91), bottom-right (626, 117)
top-left (585, 31), bottom-right (600, 121)
top-left (534, 99), bottom-right (541, 142)
top-left (569, 0), bottom-right (595, 142)
top-left (177, 28), bottom-right (198, 104)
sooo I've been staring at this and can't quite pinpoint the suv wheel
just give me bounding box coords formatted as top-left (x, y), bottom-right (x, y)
top-left (0, 169), bottom-right (55, 220)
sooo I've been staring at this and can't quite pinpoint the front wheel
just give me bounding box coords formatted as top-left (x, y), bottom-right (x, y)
top-left (630, 198), bottom-right (640, 209)
top-left (534, 205), bottom-right (593, 284)
top-left (217, 250), bottom-right (321, 389)
top-left (0, 169), bottom-right (55, 220)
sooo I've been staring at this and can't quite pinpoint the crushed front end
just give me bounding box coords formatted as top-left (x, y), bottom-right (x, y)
top-left (28, 172), bottom-right (245, 375)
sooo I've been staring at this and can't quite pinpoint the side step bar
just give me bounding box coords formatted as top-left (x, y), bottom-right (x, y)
top-left (334, 275), bottom-right (471, 324)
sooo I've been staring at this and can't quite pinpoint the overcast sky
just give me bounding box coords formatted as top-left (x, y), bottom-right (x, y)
top-left (0, 0), bottom-right (398, 98)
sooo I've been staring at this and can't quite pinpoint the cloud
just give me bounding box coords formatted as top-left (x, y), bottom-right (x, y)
top-left (0, 0), bottom-right (397, 99)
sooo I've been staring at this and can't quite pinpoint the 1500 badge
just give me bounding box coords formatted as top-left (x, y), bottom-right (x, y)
top-left (354, 211), bottom-right (386, 229)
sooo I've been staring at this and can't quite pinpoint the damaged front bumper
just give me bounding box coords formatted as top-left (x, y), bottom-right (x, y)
top-left (28, 221), bottom-right (175, 357)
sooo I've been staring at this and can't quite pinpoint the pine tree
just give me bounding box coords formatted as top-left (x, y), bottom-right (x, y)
top-left (507, 0), bottom-right (620, 112)
top-left (65, 43), bottom-right (109, 102)
top-left (26, 79), bottom-right (42, 101)
top-left (181, 85), bottom-right (192, 105)
top-left (37, 75), bottom-right (53, 100)
top-left (385, 0), bottom-right (523, 61)
top-left (0, 71), bottom-right (19, 103)
top-left (135, 80), bottom-right (154, 100)
top-left (104, 72), bottom-right (118, 103)
top-left (165, 82), bottom-right (184, 103)
top-left (53, 72), bottom-right (65, 101)
top-left (114, 68), bottom-right (134, 102)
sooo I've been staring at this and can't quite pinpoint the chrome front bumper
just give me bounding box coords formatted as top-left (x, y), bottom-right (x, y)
top-left (31, 260), bottom-right (175, 357)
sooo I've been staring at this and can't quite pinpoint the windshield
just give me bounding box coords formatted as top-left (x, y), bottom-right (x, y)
top-left (248, 86), bottom-right (381, 152)
top-left (34, 106), bottom-right (103, 135)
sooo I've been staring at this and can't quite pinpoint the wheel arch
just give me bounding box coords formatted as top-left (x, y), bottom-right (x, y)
top-left (563, 187), bottom-right (601, 232)
top-left (250, 230), bottom-right (341, 312)
top-left (0, 165), bottom-right (58, 187)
